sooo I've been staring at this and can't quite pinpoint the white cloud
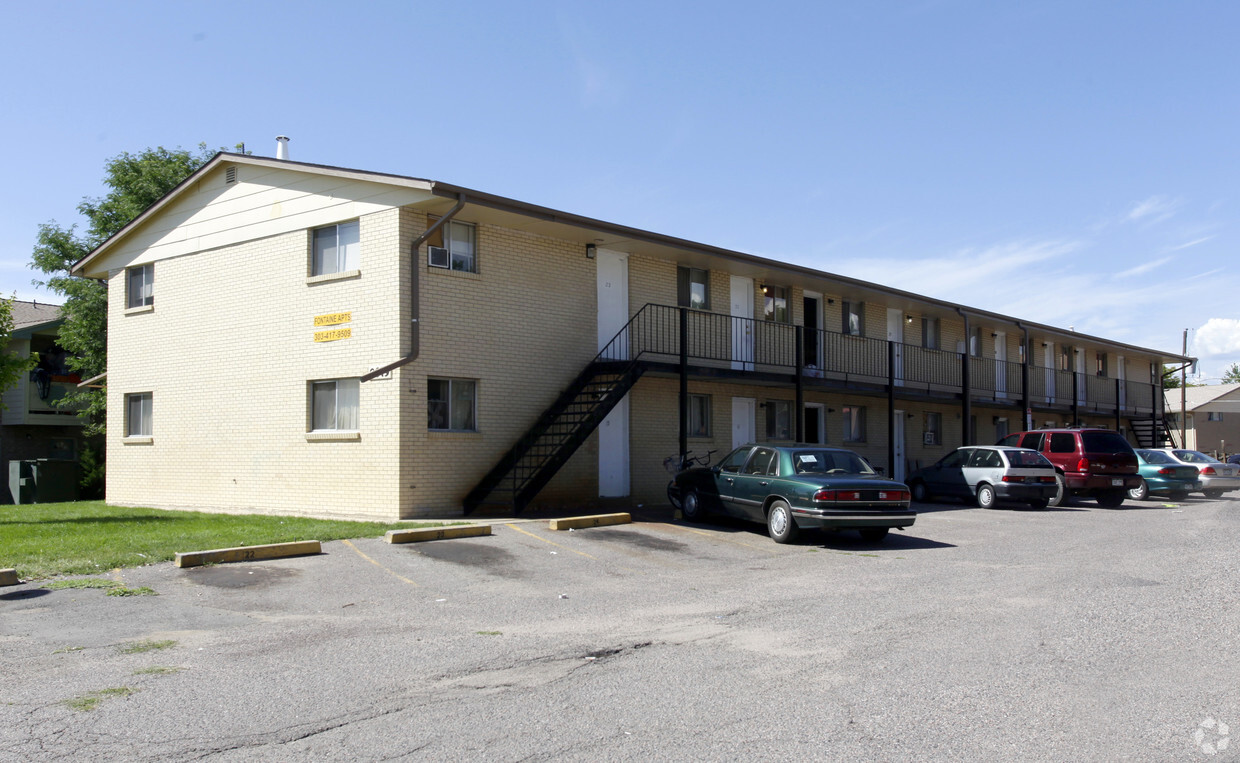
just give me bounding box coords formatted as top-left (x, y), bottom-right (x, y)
top-left (1194, 318), bottom-right (1240, 357)
top-left (1114, 256), bottom-right (1171, 279)
top-left (1127, 195), bottom-right (1181, 224)
top-left (1167, 235), bottom-right (1215, 252)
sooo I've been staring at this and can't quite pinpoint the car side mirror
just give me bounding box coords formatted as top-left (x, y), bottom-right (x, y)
top-left (711, 466), bottom-right (721, 475)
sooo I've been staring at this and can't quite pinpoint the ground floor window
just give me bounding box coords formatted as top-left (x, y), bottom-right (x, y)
top-left (125, 392), bottom-right (152, 437)
top-left (766, 399), bottom-right (792, 440)
top-left (689, 393), bottom-right (711, 437)
top-left (843, 405), bottom-right (866, 442)
top-left (924, 412), bottom-right (942, 445)
top-left (311, 379), bottom-right (359, 431)
top-left (428, 378), bottom-right (476, 431)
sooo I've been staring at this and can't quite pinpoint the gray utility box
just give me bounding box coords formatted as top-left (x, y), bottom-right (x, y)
top-left (9, 459), bottom-right (79, 504)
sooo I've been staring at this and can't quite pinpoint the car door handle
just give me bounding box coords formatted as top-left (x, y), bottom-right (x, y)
top-left (759, 481), bottom-right (768, 486)
top-left (725, 478), bottom-right (734, 484)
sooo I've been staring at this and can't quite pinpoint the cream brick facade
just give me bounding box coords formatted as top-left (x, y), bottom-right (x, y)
top-left (75, 153), bottom-right (1184, 520)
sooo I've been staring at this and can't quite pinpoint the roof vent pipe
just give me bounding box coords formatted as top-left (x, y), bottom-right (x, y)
top-left (275, 135), bottom-right (290, 160)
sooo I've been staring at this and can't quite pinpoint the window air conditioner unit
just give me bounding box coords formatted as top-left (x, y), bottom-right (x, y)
top-left (428, 246), bottom-right (449, 268)
top-left (924, 432), bottom-right (936, 446)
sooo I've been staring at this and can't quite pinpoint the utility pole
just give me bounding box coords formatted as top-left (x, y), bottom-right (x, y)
top-left (1181, 328), bottom-right (1188, 448)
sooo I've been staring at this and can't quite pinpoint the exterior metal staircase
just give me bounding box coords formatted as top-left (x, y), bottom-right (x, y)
top-left (462, 359), bottom-right (646, 514)
top-left (1130, 417), bottom-right (1175, 449)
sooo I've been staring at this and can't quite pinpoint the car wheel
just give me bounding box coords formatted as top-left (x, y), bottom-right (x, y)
top-left (1170, 491), bottom-right (1190, 502)
top-left (766, 499), bottom-right (799, 544)
top-left (858, 527), bottom-right (889, 542)
top-left (1095, 489), bottom-right (1126, 509)
top-left (1204, 489), bottom-right (1225, 500)
top-left (1127, 479), bottom-right (1149, 501)
top-left (1048, 473), bottom-right (1067, 507)
top-left (667, 482), bottom-right (682, 510)
top-left (910, 481), bottom-right (930, 502)
top-left (976, 483), bottom-right (997, 509)
top-left (682, 489), bottom-right (704, 521)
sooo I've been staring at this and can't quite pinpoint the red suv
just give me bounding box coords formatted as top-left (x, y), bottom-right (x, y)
top-left (996, 428), bottom-right (1140, 508)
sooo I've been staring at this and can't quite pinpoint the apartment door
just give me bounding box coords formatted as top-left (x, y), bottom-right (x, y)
top-left (803, 292), bottom-right (822, 370)
top-left (730, 276), bottom-right (754, 371)
top-left (1075, 348), bottom-right (1087, 406)
top-left (732, 397), bottom-right (756, 447)
top-left (596, 249), bottom-right (630, 496)
top-left (994, 331), bottom-right (1007, 399)
top-left (893, 409), bottom-right (907, 482)
top-left (804, 403), bottom-right (825, 444)
top-left (1044, 342), bottom-right (1055, 404)
top-left (886, 308), bottom-right (904, 385)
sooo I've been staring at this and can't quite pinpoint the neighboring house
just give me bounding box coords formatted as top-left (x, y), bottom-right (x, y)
top-left (1163, 384), bottom-right (1240, 456)
top-left (1, 301), bottom-right (88, 501)
top-left (70, 152), bottom-right (1188, 521)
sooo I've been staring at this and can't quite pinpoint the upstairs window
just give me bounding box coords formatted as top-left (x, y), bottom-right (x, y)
top-left (127, 264), bottom-right (154, 308)
top-left (921, 317), bottom-right (940, 350)
top-left (842, 301), bottom-right (865, 336)
top-left (427, 219), bottom-right (477, 273)
top-left (763, 285), bottom-right (790, 323)
top-left (678, 267), bottom-right (710, 310)
top-left (1207, 411), bottom-right (1224, 422)
top-left (312, 221), bottom-right (360, 276)
top-left (311, 379), bottom-right (359, 431)
top-left (689, 393), bottom-right (711, 437)
top-left (1096, 352), bottom-right (1108, 377)
top-left (969, 327), bottom-right (983, 357)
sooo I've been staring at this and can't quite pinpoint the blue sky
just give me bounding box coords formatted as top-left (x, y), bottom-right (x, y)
top-left (4, 1), bottom-right (1237, 380)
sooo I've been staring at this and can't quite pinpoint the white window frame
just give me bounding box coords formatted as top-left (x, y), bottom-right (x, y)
top-left (310, 379), bottom-right (360, 431)
top-left (843, 405), bottom-right (866, 442)
top-left (925, 412), bottom-right (942, 446)
top-left (428, 377), bottom-right (477, 432)
top-left (428, 220), bottom-right (477, 273)
top-left (125, 392), bottom-right (152, 437)
top-left (311, 220), bottom-right (361, 277)
top-left (126, 264), bottom-right (154, 309)
top-left (921, 317), bottom-right (939, 350)
top-left (843, 301), bottom-right (865, 336)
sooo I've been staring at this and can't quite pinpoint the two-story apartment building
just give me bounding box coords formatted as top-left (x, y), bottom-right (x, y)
top-left (71, 152), bottom-right (1188, 520)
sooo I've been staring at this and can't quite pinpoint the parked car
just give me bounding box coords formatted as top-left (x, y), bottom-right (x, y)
top-left (1128, 449), bottom-right (1201, 501)
top-left (907, 446), bottom-right (1058, 509)
top-left (667, 443), bottom-right (914, 543)
top-left (996, 428), bottom-right (1140, 508)
top-left (1150, 449), bottom-right (1240, 499)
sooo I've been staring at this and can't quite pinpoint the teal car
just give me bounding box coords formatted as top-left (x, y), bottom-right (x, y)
top-left (668, 444), bottom-right (915, 543)
top-left (1128, 449), bottom-right (1201, 500)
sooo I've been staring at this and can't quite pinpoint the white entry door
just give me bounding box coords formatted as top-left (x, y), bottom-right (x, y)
top-left (994, 331), bottom-right (1007, 399)
top-left (596, 249), bottom-right (629, 496)
top-left (886, 308), bottom-right (904, 385)
top-left (730, 276), bottom-right (754, 371)
top-left (893, 409), bottom-right (906, 482)
top-left (732, 397), bottom-right (756, 448)
top-left (1044, 342), bottom-right (1055, 404)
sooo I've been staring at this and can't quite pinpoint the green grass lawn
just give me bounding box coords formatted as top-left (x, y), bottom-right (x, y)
top-left (2, 501), bottom-right (442, 579)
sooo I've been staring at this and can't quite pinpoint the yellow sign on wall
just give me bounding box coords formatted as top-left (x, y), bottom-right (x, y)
top-left (314, 312), bottom-right (352, 327)
top-left (314, 328), bottom-right (352, 343)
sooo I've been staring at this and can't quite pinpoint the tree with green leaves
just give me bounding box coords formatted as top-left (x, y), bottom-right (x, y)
top-left (1162, 364), bottom-right (1200, 390)
top-left (30, 144), bottom-right (225, 434)
top-left (0, 296), bottom-right (37, 404)
top-left (1223, 363), bottom-right (1240, 385)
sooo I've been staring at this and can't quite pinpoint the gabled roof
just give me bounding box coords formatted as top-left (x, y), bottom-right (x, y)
top-left (1165, 383), bottom-right (1240, 412)
top-left (70, 153), bottom-right (1192, 365)
top-left (9, 300), bottom-right (62, 333)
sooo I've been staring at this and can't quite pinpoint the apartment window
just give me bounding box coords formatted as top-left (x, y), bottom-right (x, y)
top-left (678, 267), bottom-right (710, 310)
top-left (1096, 352), bottom-right (1108, 377)
top-left (311, 379), bottom-right (359, 431)
top-left (1207, 411), bottom-right (1224, 422)
top-left (428, 378), bottom-right (476, 431)
top-left (924, 412), bottom-right (942, 446)
top-left (921, 317), bottom-right (940, 350)
top-left (125, 392), bottom-right (152, 437)
top-left (766, 400), bottom-right (792, 440)
top-left (763, 285), bottom-right (790, 323)
top-left (689, 394), bottom-right (711, 437)
top-left (842, 301), bottom-right (865, 336)
top-left (312, 221), bottom-right (360, 276)
top-left (427, 219), bottom-right (477, 273)
top-left (126, 264), bottom-right (154, 308)
top-left (1059, 346), bottom-right (1073, 371)
top-left (969, 327), bottom-right (983, 357)
top-left (843, 405), bottom-right (866, 442)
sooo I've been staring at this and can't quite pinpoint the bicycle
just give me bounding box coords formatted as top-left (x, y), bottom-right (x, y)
top-left (664, 450), bottom-right (716, 509)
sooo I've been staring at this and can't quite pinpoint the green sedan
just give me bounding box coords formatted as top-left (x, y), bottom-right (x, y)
top-left (1128, 449), bottom-right (1201, 500)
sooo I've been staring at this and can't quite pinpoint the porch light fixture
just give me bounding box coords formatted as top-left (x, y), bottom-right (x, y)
top-left (905, 315), bottom-right (913, 324)
top-left (585, 244), bottom-right (597, 259)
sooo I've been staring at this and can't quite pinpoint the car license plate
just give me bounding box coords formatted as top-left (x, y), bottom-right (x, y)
top-left (1025, 477), bottom-right (1038, 484)
top-left (1111, 478), bottom-right (1123, 486)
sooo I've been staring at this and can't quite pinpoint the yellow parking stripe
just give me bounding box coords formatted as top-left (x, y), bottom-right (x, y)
top-left (658, 523), bottom-right (780, 554)
top-left (502, 523), bottom-right (598, 560)
top-left (342, 539), bottom-right (418, 586)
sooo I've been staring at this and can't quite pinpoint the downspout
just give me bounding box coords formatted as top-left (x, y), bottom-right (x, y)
top-left (361, 193), bottom-right (467, 382)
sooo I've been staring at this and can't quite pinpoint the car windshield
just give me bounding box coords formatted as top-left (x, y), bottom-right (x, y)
top-left (1137, 450), bottom-right (1176, 465)
top-left (1005, 450), bottom-right (1052, 468)
top-left (791, 450), bottom-right (875, 475)
top-left (1081, 432), bottom-right (1134, 454)
top-left (1174, 450), bottom-right (1220, 464)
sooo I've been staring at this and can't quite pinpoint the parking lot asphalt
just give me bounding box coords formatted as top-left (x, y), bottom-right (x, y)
top-left (3, 496), bottom-right (1240, 761)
